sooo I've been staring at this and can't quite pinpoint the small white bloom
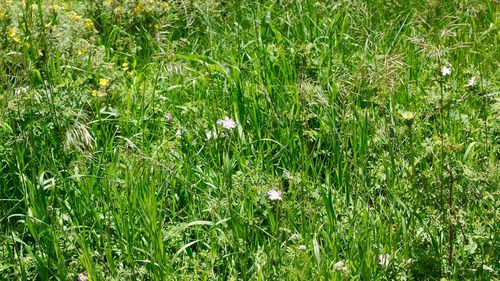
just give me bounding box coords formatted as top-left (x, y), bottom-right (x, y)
top-left (290, 233), bottom-right (302, 241)
top-left (217, 116), bottom-right (236, 130)
top-left (298, 245), bottom-right (307, 251)
top-left (76, 272), bottom-right (89, 281)
top-left (441, 66), bottom-right (452, 76)
top-left (466, 76), bottom-right (476, 87)
top-left (206, 130), bottom-right (216, 140)
top-left (267, 189), bottom-right (282, 201)
top-left (334, 260), bottom-right (348, 272)
top-left (175, 129), bottom-right (182, 138)
top-left (401, 111), bottom-right (415, 121)
top-left (379, 254), bottom-right (390, 267)
top-left (15, 86), bottom-right (29, 95)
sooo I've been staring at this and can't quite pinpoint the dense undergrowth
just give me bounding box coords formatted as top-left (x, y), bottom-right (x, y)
top-left (0, 0), bottom-right (498, 280)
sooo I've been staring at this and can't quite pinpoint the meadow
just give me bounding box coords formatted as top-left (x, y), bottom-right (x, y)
top-left (0, 0), bottom-right (498, 280)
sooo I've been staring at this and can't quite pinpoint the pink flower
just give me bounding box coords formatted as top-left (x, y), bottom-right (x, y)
top-left (466, 76), bottom-right (476, 87)
top-left (217, 116), bottom-right (236, 130)
top-left (165, 112), bottom-right (173, 122)
top-left (267, 189), bottom-right (282, 201)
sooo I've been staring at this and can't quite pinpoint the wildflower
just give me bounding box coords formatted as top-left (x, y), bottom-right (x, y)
top-left (92, 90), bottom-right (106, 97)
top-left (122, 62), bottom-right (129, 71)
top-left (0, 12), bottom-right (6, 20)
top-left (290, 233), bottom-right (302, 241)
top-left (466, 76), bottom-right (476, 87)
top-left (51, 4), bottom-right (62, 12)
top-left (206, 130), bottom-right (217, 140)
top-left (441, 66), bottom-right (452, 76)
top-left (83, 19), bottom-right (94, 30)
top-left (6, 27), bottom-right (17, 38)
top-left (134, 5), bottom-right (143, 13)
top-left (334, 260), bottom-right (348, 272)
top-left (267, 189), bottom-right (282, 201)
top-left (378, 254), bottom-right (390, 267)
top-left (175, 129), bottom-right (182, 138)
top-left (401, 111), bottom-right (414, 121)
top-left (217, 116), bottom-right (236, 130)
top-left (15, 86), bottom-right (29, 95)
top-left (68, 12), bottom-right (82, 21)
top-left (76, 272), bottom-right (88, 281)
top-left (165, 112), bottom-right (172, 122)
top-left (404, 258), bottom-right (414, 265)
top-left (78, 48), bottom-right (87, 55)
top-left (99, 78), bottom-right (109, 88)
top-left (298, 245), bottom-right (307, 251)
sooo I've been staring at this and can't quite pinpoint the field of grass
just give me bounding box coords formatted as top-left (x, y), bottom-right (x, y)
top-left (0, 0), bottom-right (498, 280)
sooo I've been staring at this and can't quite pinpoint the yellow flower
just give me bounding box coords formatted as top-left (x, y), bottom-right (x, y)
top-left (83, 20), bottom-right (94, 30)
top-left (6, 27), bottom-right (17, 38)
top-left (122, 62), bottom-right (129, 71)
top-left (104, 0), bottom-right (112, 4)
top-left (51, 4), bottom-right (61, 12)
top-left (99, 78), bottom-right (109, 88)
top-left (92, 90), bottom-right (106, 98)
top-left (162, 3), bottom-right (170, 11)
top-left (68, 12), bottom-right (82, 21)
top-left (0, 12), bottom-right (6, 20)
top-left (78, 48), bottom-right (87, 55)
top-left (134, 5), bottom-right (143, 13)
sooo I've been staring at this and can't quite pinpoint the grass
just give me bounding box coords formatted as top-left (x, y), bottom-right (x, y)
top-left (0, 0), bottom-right (498, 280)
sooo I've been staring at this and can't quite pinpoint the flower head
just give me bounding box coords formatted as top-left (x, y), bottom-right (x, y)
top-left (99, 78), bottom-right (109, 88)
top-left (165, 112), bottom-right (172, 122)
top-left (466, 76), bottom-right (476, 87)
top-left (267, 189), bottom-right (282, 201)
top-left (401, 111), bottom-right (414, 121)
top-left (217, 116), bottom-right (236, 130)
top-left (378, 254), bottom-right (390, 267)
top-left (175, 129), bottom-right (183, 138)
top-left (83, 19), bottom-right (94, 30)
top-left (298, 245), bottom-right (307, 252)
top-left (334, 260), bottom-right (348, 272)
top-left (441, 66), bottom-right (452, 76)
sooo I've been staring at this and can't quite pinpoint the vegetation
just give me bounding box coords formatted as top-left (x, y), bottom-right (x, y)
top-left (0, 0), bottom-right (498, 280)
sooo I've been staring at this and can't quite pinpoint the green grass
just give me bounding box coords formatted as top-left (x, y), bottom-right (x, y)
top-left (0, 0), bottom-right (498, 280)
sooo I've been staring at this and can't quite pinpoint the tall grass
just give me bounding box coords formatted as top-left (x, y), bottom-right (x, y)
top-left (1, 0), bottom-right (498, 280)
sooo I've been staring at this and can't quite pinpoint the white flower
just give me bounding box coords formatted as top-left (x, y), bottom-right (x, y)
top-left (379, 254), bottom-right (390, 267)
top-left (206, 130), bottom-right (216, 140)
top-left (466, 76), bottom-right (476, 87)
top-left (217, 116), bottom-right (236, 130)
top-left (76, 272), bottom-right (89, 281)
top-left (290, 233), bottom-right (302, 241)
top-left (175, 129), bottom-right (182, 138)
top-left (404, 258), bottom-right (414, 265)
top-left (15, 86), bottom-right (29, 95)
top-left (441, 66), bottom-right (452, 76)
top-left (334, 260), bottom-right (348, 272)
top-left (401, 111), bottom-right (415, 121)
top-left (298, 245), bottom-right (307, 251)
top-left (267, 189), bottom-right (282, 201)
